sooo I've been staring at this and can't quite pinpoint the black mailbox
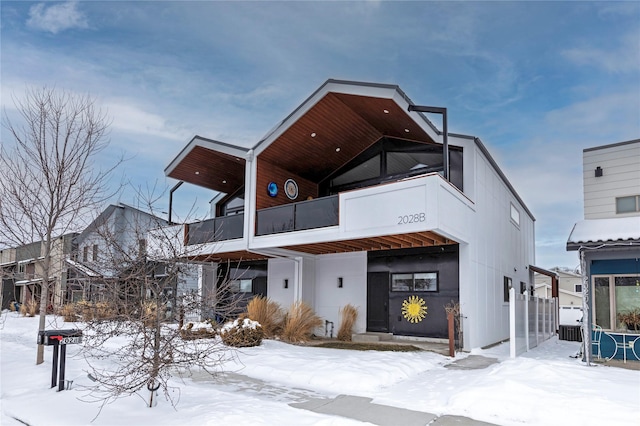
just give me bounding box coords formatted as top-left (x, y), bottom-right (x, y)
top-left (37, 329), bottom-right (83, 346)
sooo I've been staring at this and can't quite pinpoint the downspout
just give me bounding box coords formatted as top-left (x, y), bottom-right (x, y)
top-left (243, 149), bottom-right (305, 302)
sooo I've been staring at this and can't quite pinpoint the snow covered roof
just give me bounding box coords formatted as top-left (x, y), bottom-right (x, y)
top-left (566, 216), bottom-right (640, 250)
top-left (65, 258), bottom-right (102, 277)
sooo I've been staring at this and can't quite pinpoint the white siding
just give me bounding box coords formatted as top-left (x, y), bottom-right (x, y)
top-left (461, 144), bottom-right (535, 350)
top-left (583, 141), bottom-right (640, 219)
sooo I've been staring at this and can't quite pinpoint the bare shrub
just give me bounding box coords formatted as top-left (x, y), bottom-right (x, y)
top-left (337, 304), bottom-right (358, 341)
top-left (219, 318), bottom-right (263, 347)
top-left (245, 296), bottom-right (284, 338)
top-left (281, 301), bottom-right (323, 343)
top-left (141, 301), bottom-right (165, 328)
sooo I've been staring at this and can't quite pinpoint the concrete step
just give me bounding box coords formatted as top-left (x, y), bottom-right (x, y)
top-left (352, 332), bottom-right (393, 343)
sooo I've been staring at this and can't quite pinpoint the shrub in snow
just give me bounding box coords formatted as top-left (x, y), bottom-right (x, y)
top-left (220, 318), bottom-right (263, 347)
top-left (180, 321), bottom-right (218, 340)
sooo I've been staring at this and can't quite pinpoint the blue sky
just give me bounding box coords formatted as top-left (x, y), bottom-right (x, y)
top-left (1, 1), bottom-right (639, 268)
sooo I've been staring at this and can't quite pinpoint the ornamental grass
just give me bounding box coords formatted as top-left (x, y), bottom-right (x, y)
top-left (337, 304), bottom-right (358, 341)
top-left (281, 301), bottom-right (323, 343)
top-left (245, 295), bottom-right (284, 338)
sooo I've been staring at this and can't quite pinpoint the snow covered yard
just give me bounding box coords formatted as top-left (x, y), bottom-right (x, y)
top-left (1, 312), bottom-right (639, 426)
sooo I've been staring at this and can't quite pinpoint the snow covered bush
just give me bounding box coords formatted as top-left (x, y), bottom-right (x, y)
top-left (180, 320), bottom-right (218, 340)
top-left (220, 318), bottom-right (263, 347)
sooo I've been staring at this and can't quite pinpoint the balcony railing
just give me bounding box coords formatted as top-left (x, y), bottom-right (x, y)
top-left (186, 214), bottom-right (244, 245)
top-left (256, 195), bottom-right (339, 236)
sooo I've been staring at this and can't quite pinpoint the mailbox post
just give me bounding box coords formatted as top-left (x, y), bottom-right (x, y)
top-left (37, 329), bottom-right (83, 391)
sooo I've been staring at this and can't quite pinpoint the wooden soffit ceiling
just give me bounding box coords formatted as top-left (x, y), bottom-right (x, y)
top-left (258, 93), bottom-right (435, 183)
top-left (167, 145), bottom-right (246, 193)
top-left (282, 231), bottom-right (456, 256)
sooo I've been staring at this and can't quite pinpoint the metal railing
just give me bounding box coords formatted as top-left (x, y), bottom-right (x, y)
top-left (186, 214), bottom-right (244, 245)
top-left (256, 195), bottom-right (339, 236)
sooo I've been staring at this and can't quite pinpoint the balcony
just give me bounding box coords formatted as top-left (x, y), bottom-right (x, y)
top-left (256, 195), bottom-right (339, 236)
top-left (186, 214), bottom-right (244, 246)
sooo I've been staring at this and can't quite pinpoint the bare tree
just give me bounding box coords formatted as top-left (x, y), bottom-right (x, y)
top-left (0, 87), bottom-right (119, 364)
top-left (74, 188), bottom-right (243, 410)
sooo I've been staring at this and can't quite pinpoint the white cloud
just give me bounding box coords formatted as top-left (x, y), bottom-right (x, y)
top-left (105, 100), bottom-right (189, 143)
top-left (26, 1), bottom-right (88, 34)
top-left (562, 31), bottom-right (640, 73)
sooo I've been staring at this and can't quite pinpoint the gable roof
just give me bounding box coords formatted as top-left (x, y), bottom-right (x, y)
top-left (164, 79), bottom-right (534, 220)
top-left (76, 203), bottom-right (168, 244)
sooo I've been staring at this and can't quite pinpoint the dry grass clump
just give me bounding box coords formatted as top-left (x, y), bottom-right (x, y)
top-left (20, 299), bottom-right (38, 317)
top-left (60, 303), bottom-right (79, 322)
top-left (281, 301), bottom-right (323, 343)
top-left (246, 296), bottom-right (284, 338)
top-left (77, 301), bottom-right (116, 321)
top-left (337, 304), bottom-right (358, 341)
top-left (220, 318), bottom-right (264, 347)
top-left (141, 301), bottom-right (166, 327)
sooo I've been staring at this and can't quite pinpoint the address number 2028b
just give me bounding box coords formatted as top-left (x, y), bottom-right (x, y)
top-left (398, 213), bottom-right (426, 225)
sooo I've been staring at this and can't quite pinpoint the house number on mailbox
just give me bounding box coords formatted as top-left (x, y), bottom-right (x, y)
top-left (397, 213), bottom-right (426, 225)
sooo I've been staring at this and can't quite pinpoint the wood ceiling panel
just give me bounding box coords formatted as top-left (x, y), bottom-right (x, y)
top-left (258, 93), bottom-right (383, 183)
top-left (283, 231), bottom-right (456, 256)
top-left (168, 146), bottom-right (245, 193)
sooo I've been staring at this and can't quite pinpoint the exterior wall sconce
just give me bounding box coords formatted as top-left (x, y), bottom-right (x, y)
top-left (338, 277), bottom-right (343, 288)
top-left (283, 279), bottom-right (288, 289)
top-left (595, 166), bottom-right (603, 177)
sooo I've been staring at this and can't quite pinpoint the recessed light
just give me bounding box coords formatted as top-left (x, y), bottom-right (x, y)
top-left (311, 132), bottom-right (316, 138)
top-left (404, 128), bottom-right (410, 133)
top-left (383, 109), bottom-right (389, 114)
top-left (336, 147), bottom-right (341, 152)
top-left (222, 180), bottom-right (227, 184)
top-left (195, 171), bottom-right (200, 175)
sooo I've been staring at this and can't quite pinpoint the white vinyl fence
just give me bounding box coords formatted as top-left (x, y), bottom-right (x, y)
top-left (509, 287), bottom-right (557, 358)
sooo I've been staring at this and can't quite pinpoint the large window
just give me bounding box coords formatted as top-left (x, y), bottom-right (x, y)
top-left (391, 272), bottom-right (438, 292)
top-left (593, 275), bottom-right (640, 330)
top-left (322, 137), bottom-right (463, 195)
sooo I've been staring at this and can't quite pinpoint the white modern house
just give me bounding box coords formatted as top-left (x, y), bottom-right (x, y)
top-left (567, 139), bottom-right (640, 361)
top-left (163, 80), bottom-right (538, 350)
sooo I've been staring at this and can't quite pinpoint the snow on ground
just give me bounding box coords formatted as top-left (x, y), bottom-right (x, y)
top-left (1, 312), bottom-right (639, 426)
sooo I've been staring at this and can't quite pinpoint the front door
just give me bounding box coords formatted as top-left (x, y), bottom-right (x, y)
top-left (367, 272), bottom-right (389, 332)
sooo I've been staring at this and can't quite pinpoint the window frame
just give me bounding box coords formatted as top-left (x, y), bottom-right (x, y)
top-left (510, 203), bottom-right (521, 227)
top-left (391, 272), bottom-right (438, 292)
top-left (592, 274), bottom-right (640, 331)
top-left (615, 195), bottom-right (640, 214)
top-left (229, 278), bottom-right (253, 293)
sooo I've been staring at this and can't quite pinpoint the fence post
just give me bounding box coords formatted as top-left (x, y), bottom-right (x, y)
top-left (447, 311), bottom-right (455, 357)
top-left (509, 287), bottom-right (516, 358)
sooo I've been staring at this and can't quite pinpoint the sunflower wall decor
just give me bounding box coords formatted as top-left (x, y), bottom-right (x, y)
top-left (401, 295), bottom-right (428, 323)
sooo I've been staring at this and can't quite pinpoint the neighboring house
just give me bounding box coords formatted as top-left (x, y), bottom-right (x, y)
top-left (534, 267), bottom-right (583, 307)
top-left (0, 233), bottom-right (77, 311)
top-left (66, 203), bottom-right (200, 319)
top-left (162, 79), bottom-right (539, 350)
top-left (567, 139), bottom-right (640, 361)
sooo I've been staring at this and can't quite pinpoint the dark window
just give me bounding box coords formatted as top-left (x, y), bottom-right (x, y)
top-left (575, 284), bottom-right (583, 293)
top-left (504, 277), bottom-right (512, 302)
top-left (230, 279), bottom-right (253, 293)
top-left (322, 137), bottom-right (463, 195)
top-left (92, 244), bottom-right (98, 261)
top-left (391, 272), bottom-right (438, 292)
top-left (83, 246), bottom-right (88, 262)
